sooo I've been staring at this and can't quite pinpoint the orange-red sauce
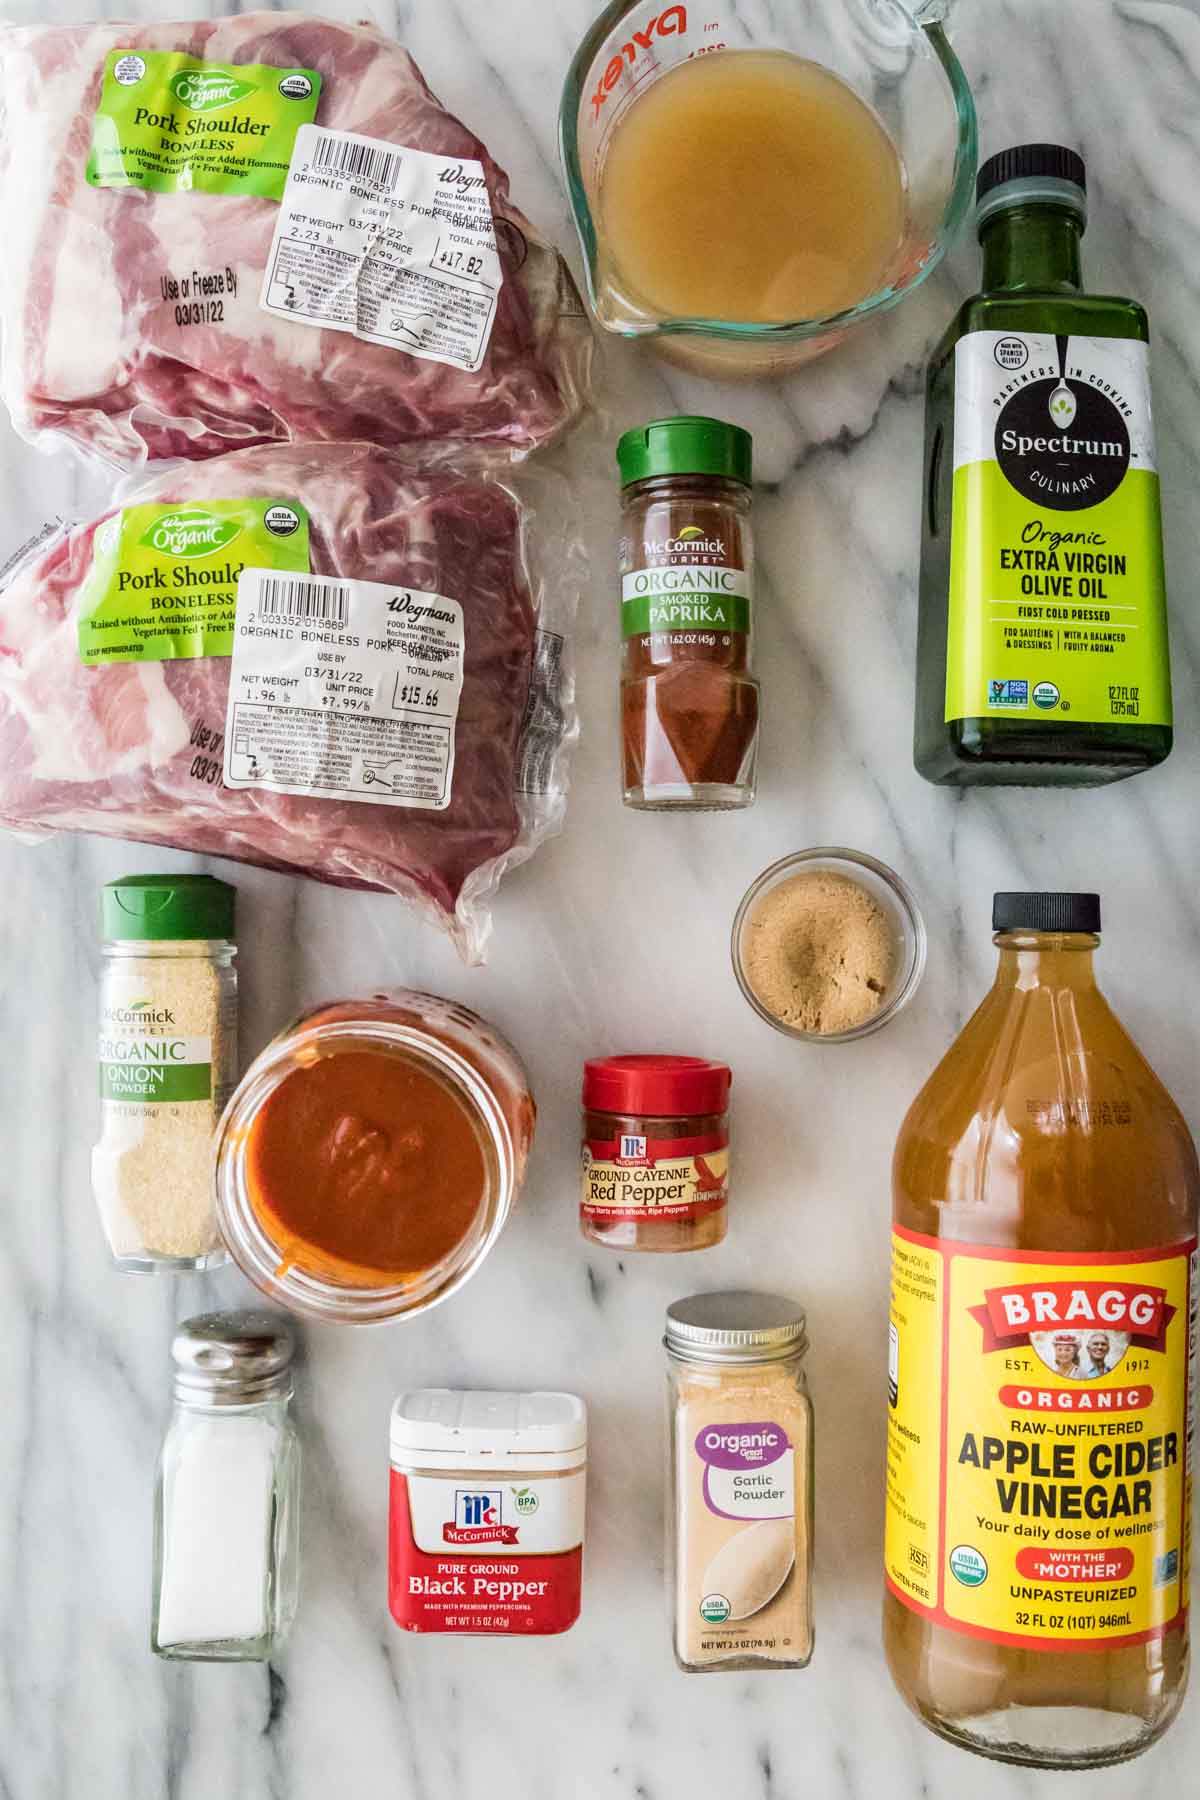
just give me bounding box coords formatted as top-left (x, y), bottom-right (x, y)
top-left (245, 1049), bottom-right (487, 1287)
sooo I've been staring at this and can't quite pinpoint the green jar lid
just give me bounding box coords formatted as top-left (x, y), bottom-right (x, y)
top-left (102, 873), bottom-right (236, 942)
top-left (617, 416), bottom-right (752, 488)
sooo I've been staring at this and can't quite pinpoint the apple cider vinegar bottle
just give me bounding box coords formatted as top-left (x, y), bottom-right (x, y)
top-left (884, 893), bottom-right (1197, 1768)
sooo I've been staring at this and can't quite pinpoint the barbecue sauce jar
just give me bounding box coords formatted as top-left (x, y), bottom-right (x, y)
top-left (581, 1055), bottom-right (732, 1252)
top-left (618, 418), bottom-right (759, 810)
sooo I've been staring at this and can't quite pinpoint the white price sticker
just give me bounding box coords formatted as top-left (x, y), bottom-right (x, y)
top-left (223, 569), bottom-right (465, 811)
top-left (260, 125), bottom-right (502, 372)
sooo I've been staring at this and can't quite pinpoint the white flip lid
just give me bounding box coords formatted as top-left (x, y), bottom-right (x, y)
top-left (390, 1389), bottom-right (587, 1471)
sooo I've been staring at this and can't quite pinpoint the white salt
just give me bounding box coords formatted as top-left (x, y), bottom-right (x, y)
top-left (156, 1416), bottom-right (275, 1648)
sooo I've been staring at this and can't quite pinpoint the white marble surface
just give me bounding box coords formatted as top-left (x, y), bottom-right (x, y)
top-left (2, 0), bottom-right (1200, 1794)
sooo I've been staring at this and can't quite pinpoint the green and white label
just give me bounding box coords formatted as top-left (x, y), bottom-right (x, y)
top-left (621, 566), bottom-right (750, 637)
top-left (945, 331), bottom-right (1171, 727)
top-left (99, 1033), bottom-right (212, 1103)
top-left (77, 499), bottom-right (310, 664)
top-left (86, 50), bottom-right (321, 197)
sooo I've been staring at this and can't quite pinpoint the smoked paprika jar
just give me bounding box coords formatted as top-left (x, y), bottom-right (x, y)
top-left (618, 417), bottom-right (759, 809)
top-left (581, 1054), bottom-right (731, 1252)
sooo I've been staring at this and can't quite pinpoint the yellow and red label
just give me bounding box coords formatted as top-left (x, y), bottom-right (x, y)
top-left (580, 1132), bottom-right (728, 1225)
top-left (885, 1227), bottom-right (1196, 1650)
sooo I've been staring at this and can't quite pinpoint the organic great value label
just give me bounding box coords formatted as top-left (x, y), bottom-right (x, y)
top-left (945, 331), bottom-right (1171, 728)
top-left (885, 1227), bottom-right (1196, 1651)
top-left (224, 569), bottom-right (465, 810)
top-left (86, 50), bottom-right (321, 197)
top-left (388, 1469), bottom-right (585, 1634)
top-left (260, 126), bottom-right (502, 371)
top-left (695, 1420), bottom-right (795, 1522)
top-left (77, 500), bottom-right (310, 664)
top-left (580, 1133), bottom-right (728, 1224)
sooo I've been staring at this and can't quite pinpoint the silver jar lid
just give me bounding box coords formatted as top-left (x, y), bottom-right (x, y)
top-left (665, 1291), bottom-right (808, 1364)
top-left (172, 1310), bottom-right (295, 1406)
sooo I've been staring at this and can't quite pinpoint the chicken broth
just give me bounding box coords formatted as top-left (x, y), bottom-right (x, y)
top-left (598, 51), bottom-right (905, 324)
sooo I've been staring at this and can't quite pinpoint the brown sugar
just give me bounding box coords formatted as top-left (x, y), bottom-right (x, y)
top-left (742, 869), bottom-right (898, 1034)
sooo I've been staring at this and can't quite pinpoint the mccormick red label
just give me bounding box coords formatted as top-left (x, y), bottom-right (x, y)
top-left (581, 1131), bottom-right (728, 1225)
top-left (388, 1469), bottom-right (585, 1635)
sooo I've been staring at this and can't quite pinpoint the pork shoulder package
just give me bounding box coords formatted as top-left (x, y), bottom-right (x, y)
top-left (0, 443), bottom-right (581, 960)
top-left (0, 15), bottom-right (590, 466)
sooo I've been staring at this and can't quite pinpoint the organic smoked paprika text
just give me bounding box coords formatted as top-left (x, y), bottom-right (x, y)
top-left (884, 892), bottom-right (1198, 1771)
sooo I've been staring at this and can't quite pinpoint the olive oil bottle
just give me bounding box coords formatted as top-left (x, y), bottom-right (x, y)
top-left (914, 146), bottom-right (1173, 785)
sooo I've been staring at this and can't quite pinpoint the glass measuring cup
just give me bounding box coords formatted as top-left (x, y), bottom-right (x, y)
top-left (560, 0), bottom-right (976, 376)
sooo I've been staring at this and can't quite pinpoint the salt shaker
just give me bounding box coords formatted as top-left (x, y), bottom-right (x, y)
top-left (152, 1312), bottom-right (300, 1662)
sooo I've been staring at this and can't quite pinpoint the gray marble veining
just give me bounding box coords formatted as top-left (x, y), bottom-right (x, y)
top-left (2, 1), bottom-right (1199, 1795)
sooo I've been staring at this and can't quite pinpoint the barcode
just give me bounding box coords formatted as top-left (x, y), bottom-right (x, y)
top-left (311, 132), bottom-right (401, 191)
top-left (257, 575), bottom-right (348, 627)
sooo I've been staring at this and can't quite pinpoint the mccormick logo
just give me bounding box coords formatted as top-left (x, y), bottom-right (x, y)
top-left (645, 533), bottom-right (726, 557)
top-left (591, 7), bottom-right (687, 119)
top-left (443, 1489), bottom-right (520, 1546)
top-left (101, 999), bottom-right (177, 1026)
top-left (169, 69), bottom-right (258, 111)
top-left (141, 509), bottom-right (242, 559)
top-left (971, 1281), bottom-right (1174, 1354)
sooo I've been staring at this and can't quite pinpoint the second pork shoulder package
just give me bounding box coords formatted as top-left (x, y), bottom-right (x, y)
top-left (0, 14), bottom-right (591, 467)
top-left (0, 443), bottom-right (582, 961)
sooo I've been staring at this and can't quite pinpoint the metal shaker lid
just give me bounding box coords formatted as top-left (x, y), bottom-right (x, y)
top-left (171, 1310), bottom-right (295, 1406)
top-left (665, 1291), bottom-right (808, 1364)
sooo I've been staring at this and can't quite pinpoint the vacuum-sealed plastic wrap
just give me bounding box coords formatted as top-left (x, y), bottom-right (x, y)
top-left (0, 15), bottom-right (591, 467)
top-left (0, 442), bottom-right (582, 961)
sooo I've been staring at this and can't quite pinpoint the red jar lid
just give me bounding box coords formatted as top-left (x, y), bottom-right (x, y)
top-left (582, 1055), bottom-right (731, 1117)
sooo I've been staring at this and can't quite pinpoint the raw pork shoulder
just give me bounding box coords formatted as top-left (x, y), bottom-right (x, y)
top-left (0, 444), bottom-right (576, 959)
top-left (0, 16), bottom-right (590, 465)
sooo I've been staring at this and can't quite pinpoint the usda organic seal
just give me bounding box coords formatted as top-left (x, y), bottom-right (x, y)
top-left (949, 1544), bottom-right (988, 1588)
top-left (699, 1592), bottom-right (732, 1623)
top-left (264, 505), bottom-right (301, 537)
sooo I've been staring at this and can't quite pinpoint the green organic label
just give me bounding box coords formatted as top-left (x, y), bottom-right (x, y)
top-left (100, 1060), bottom-right (212, 1102)
top-left (78, 499), bottom-right (310, 664)
top-left (621, 567), bottom-right (750, 637)
top-left (945, 332), bottom-right (1171, 728)
top-left (98, 1032), bottom-right (212, 1103)
top-left (86, 50), bottom-right (321, 197)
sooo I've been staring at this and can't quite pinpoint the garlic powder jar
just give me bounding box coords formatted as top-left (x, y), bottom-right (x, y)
top-left (388, 1390), bottom-right (587, 1635)
top-left (666, 1292), bottom-right (813, 1672)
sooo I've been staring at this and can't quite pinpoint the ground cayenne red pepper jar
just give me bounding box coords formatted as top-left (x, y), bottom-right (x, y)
top-left (618, 417), bottom-right (759, 809)
top-left (389, 1389), bottom-right (587, 1636)
top-left (581, 1055), bottom-right (732, 1252)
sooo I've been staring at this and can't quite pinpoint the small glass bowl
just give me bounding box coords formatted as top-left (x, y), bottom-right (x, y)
top-left (731, 848), bottom-right (927, 1043)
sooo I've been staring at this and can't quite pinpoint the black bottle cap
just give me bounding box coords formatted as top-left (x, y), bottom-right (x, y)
top-left (977, 145), bottom-right (1086, 203)
top-left (992, 892), bottom-right (1101, 934)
